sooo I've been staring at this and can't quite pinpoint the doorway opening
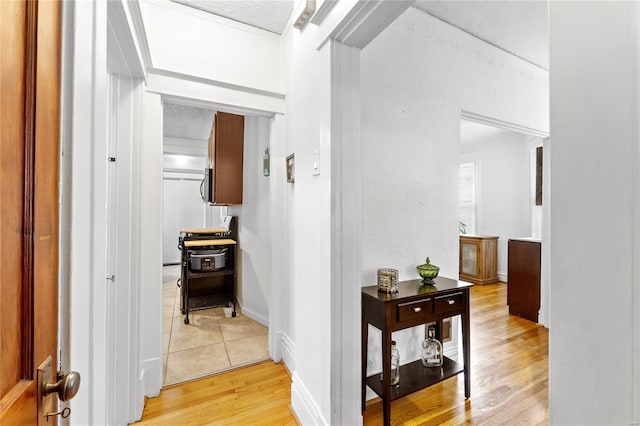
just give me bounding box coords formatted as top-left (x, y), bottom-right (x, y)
top-left (458, 118), bottom-right (544, 283)
top-left (161, 102), bottom-right (272, 386)
top-left (458, 114), bottom-right (549, 329)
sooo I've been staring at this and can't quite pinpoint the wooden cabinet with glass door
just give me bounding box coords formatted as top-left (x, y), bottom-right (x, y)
top-left (459, 235), bottom-right (499, 285)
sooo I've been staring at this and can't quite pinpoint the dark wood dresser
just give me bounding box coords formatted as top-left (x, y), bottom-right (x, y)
top-left (361, 277), bottom-right (473, 426)
top-left (507, 238), bottom-right (541, 322)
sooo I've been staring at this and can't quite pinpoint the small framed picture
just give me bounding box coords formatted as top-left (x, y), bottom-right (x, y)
top-left (286, 154), bottom-right (295, 183)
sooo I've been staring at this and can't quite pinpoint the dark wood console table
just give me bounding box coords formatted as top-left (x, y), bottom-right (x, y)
top-left (361, 277), bottom-right (473, 426)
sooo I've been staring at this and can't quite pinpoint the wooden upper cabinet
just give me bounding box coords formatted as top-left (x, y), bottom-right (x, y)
top-left (208, 111), bottom-right (244, 205)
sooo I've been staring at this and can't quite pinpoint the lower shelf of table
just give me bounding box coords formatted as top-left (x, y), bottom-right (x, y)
top-left (365, 356), bottom-right (463, 401)
top-left (186, 269), bottom-right (235, 279)
top-left (182, 294), bottom-right (234, 312)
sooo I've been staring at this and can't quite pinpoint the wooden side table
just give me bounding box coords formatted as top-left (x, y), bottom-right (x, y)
top-left (361, 277), bottom-right (473, 426)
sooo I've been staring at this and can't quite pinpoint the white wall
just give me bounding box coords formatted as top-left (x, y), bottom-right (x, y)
top-left (549, 2), bottom-right (639, 424)
top-left (141, 0), bottom-right (283, 95)
top-left (282, 19), bottom-right (334, 426)
top-left (229, 116), bottom-right (272, 326)
top-left (460, 131), bottom-right (542, 280)
top-left (360, 7), bottom-right (548, 380)
top-left (163, 153), bottom-right (205, 172)
top-left (162, 177), bottom-right (207, 264)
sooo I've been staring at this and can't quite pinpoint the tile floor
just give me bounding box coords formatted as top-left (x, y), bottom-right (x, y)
top-left (162, 265), bottom-right (270, 386)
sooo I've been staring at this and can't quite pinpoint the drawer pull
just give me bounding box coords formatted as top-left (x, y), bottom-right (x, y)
top-left (447, 300), bottom-right (455, 305)
top-left (413, 307), bottom-right (422, 313)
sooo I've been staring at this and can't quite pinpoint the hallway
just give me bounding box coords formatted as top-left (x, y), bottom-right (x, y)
top-left (162, 266), bottom-right (270, 386)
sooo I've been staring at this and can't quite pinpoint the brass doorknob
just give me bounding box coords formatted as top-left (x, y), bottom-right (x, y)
top-left (44, 371), bottom-right (81, 402)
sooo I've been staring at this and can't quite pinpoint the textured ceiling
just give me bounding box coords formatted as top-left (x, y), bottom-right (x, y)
top-left (162, 4), bottom-right (547, 148)
top-left (413, 1), bottom-right (548, 69)
top-left (163, 103), bottom-right (215, 141)
top-left (168, 1), bottom-right (547, 68)
top-left (170, 0), bottom-right (293, 34)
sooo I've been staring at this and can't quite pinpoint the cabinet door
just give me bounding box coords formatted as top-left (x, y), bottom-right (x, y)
top-left (211, 111), bottom-right (244, 205)
top-left (460, 242), bottom-right (478, 276)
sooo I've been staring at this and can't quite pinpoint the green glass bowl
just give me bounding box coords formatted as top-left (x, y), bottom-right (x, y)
top-left (416, 257), bottom-right (439, 284)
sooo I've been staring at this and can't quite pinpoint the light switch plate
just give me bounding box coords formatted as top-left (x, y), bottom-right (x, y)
top-left (312, 150), bottom-right (320, 175)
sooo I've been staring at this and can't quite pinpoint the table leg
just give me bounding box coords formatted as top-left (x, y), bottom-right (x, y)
top-left (361, 301), bottom-right (368, 412)
top-left (382, 330), bottom-right (392, 426)
top-left (462, 289), bottom-right (471, 398)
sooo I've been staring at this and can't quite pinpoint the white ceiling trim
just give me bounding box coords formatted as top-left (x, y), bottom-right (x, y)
top-left (126, 0), bottom-right (153, 70)
top-left (461, 110), bottom-right (549, 139)
top-left (145, 72), bottom-right (285, 115)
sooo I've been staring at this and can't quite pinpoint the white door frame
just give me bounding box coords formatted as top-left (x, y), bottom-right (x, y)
top-left (142, 72), bottom-right (287, 367)
top-left (62, 2), bottom-right (110, 424)
top-left (62, 1), bottom-right (149, 423)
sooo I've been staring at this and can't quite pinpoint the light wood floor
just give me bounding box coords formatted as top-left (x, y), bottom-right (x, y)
top-left (137, 282), bottom-right (548, 425)
top-left (138, 361), bottom-right (297, 425)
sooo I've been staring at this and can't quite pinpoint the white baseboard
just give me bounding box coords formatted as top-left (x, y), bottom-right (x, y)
top-left (281, 333), bottom-right (296, 373)
top-left (291, 372), bottom-right (328, 426)
top-left (498, 271), bottom-right (507, 282)
top-left (237, 302), bottom-right (269, 327)
top-left (134, 370), bottom-right (146, 422)
top-left (141, 357), bottom-right (162, 398)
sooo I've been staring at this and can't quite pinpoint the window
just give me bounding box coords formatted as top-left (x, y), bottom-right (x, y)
top-left (459, 162), bottom-right (477, 235)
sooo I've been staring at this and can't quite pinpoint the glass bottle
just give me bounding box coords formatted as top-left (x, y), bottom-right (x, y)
top-left (391, 341), bottom-right (400, 385)
top-left (380, 340), bottom-right (400, 386)
top-left (421, 327), bottom-right (443, 367)
top-left (263, 147), bottom-right (270, 176)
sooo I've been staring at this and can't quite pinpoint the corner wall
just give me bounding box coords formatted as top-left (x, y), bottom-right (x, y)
top-left (282, 19), bottom-right (333, 425)
top-left (360, 7), bottom-right (548, 373)
top-left (549, 2), bottom-right (638, 423)
top-left (229, 115), bottom-right (272, 325)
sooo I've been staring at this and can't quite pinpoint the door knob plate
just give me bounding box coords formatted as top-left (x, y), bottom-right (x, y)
top-left (37, 355), bottom-right (81, 425)
top-left (37, 356), bottom-right (55, 426)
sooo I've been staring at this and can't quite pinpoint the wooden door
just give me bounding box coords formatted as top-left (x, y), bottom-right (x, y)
top-left (1, 0), bottom-right (62, 423)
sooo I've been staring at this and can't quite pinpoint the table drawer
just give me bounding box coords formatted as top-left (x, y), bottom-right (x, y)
top-left (397, 298), bottom-right (432, 322)
top-left (434, 292), bottom-right (464, 316)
